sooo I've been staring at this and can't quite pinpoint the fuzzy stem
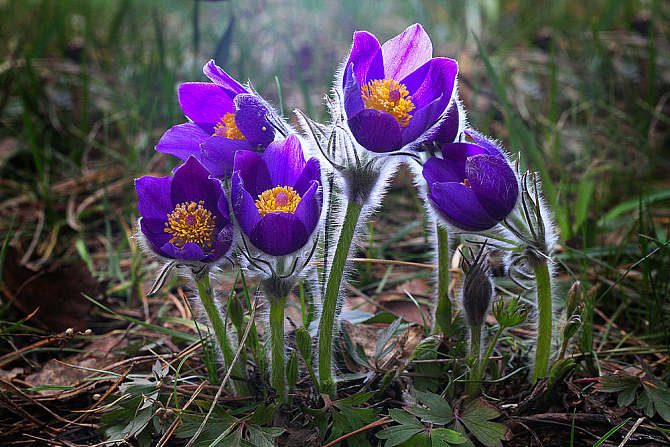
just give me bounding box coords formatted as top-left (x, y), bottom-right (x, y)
top-left (465, 324), bottom-right (482, 397)
top-left (195, 272), bottom-right (249, 395)
top-left (318, 199), bottom-right (363, 395)
top-left (432, 224), bottom-right (451, 336)
top-left (269, 295), bottom-right (287, 403)
top-left (532, 261), bottom-right (552, 382)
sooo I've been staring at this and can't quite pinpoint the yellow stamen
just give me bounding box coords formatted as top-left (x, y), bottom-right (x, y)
top-left (361, 79), bottom-right (415, 127)
top-left (213, 112), bottom-right (246, 140)
top-left (164, 201), bottom-right (216, 253)
top-left (461, 178), bottom-right (471, 188)
top-left (255, 186), bottom-right (302, 217)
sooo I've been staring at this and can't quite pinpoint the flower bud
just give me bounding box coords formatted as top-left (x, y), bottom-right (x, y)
top-left (295, 327), bottom-right (313, 365)
top-left (286, 350), bottom-right (298, 391)
top-left (227, 293), bottom-right (245, 330)
top-left (461, 250), bottom-right (493, 328)
top-left (565, 281), bottom-right (583, 318)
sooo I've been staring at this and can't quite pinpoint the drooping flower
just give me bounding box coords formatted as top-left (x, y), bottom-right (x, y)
top-left (156, 60), bottom-right (276, 178)
top-left (422, 138), bottom-right (518, 231)
top-left (231, 135), bottom-right (321, 256)
top-left (136, 156), bottom-right (233, 262)
top-left (341, 24), bottom-right (458, 153)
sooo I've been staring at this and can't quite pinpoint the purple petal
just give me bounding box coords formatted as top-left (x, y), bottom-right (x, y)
top-left (401, 93), bottom-right (448, 146)
top-left (348, 109), bottom-right (403, 153)
top-left (233, 94), bottom-right (275, 147)
top-left (140, 217), bottom-right (171, 258)
top-left (438, 142), bottom-right (490, 180)
top-left (202, 60), bottom-right (247, 98)
top-left (401, 57), bottom-right (457, 110)
top-left (463, 129), bottom-right (505, 159)
top-left (200, 137), bottom-right (252, 179)
top-left (422, 157), bottom-right (462, 187)
top-left (343, 31), bottom-right (384, 89)
top-left (178, 82), bottom-right (234, 125)
top-left (160, 241), bottom-right (206, 262)
top-left (155, 123), bottom-right (211, 161)
top-left (466, 154), bottom-right (518, 221)
top-left (381, 24), bottom-right (433, 81)
top-left (170, 157), bottom-right (221, 214)
top-left (294, 181), bottom-right (321, 237)
top-left (292, 157), bottom-right (321, 196)
top-left (343, 63), bottom-right (364, 119)
top-left (232, 150), bottom-right (272, 198)
top-left (203, 225), bottom-right (233, 263)
top-left (429, 182), bottom-right (499, 231)
top-left (231, 171), bottom-right (262, 236)
top-left (136, 175), bottom-right (172, 219)
top-left (249, 212), bottom-right (308, 256)
top-left (262, 135), bottom-right (306, 187)
top-left (432, 100), bottom-right (460, 145)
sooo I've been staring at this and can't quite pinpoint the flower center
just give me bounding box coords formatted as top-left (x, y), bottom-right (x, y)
top-left (164, 201), bottom-right (216, 253)
top-left (361, 79), bottom-right (415, 127)
top-left (213, 112), bottom-right (246, 140)
top-left (255, 186), bottom-right (302, 217)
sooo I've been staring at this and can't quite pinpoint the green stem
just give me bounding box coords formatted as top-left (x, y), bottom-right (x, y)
top-left (318, 199), bottom-right (363, 395)
top-left (480, 328), bottom-right (503, 379)
top-left (432, 225), bottom-right (452, 336)
top-left (269, 295), bottom-right (287, 403)
top-left (195, 272), bottom-right (249, 395)
top-left (465, 324), bottom-right (482, 397)
top-left (532, 261), bottom-right (552, 382)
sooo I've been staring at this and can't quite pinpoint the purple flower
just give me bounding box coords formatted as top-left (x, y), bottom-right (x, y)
top-left (135, 156), bottom-right (233, 262)
top-left (231, 135), bottom-right (322, 256)
top-left (342, 24), bottom-right (458, 153)
top-left (422, 139), bottom-right (518, 231)
top-left (156, 60), bottom-right (275, 178)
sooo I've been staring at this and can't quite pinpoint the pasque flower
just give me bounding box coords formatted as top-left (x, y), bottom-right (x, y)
top-left (231, 135), bottom-right (321, 256)
top-left (156, 60), bottom-right (275, 178)
top-left (135, 156), bottom-right (233, 263)
top-left (342, 24), bottom-right (458, 153)
top-left (422, 136), bottom-right (518, 231)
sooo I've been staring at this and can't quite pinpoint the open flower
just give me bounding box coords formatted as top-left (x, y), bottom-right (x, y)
top-left (231, 135), bottom-right (321, 256)
top-left (342, 24), bottom-right (458, 153)
top-left (422, 139), bottom-right (518, 231)
top-left (135, 156), bottom-right (233, 262)
top-left (156, 60), bottom-right (275, 178)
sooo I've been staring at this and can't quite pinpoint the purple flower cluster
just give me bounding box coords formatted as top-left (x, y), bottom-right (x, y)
top-left (135, 24), bottom-right (520, 266)
top-left (136, 61), bottom-right (322, 263)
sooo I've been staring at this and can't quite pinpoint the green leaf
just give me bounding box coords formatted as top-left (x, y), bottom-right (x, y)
top-left (618, 385), bottom-right (637, 407)
top-left (409, 390), bottom-right (453, 425)
top-left (376, 426), bottom-right (424, 447)
top-left (389, 409), bottom-right (423, 428)
top-left (247, 425), bottom-right (284, 447)
top-left (638, 389), bottom-right (655, 417)
top-left (460, 400), bottom-right (508, 447)
top-left (643, 380), bottom-right (670, 422)
top-left (334, 391), bottom-right (375, 409)
top-left (248, 404), bottom-right (276, 426)
top-left (597, 374), bottom-right (640, 393)
top-left (431, 428), bottom-right (467, 446)
top-left (375, 318), bottom-right (404, 361)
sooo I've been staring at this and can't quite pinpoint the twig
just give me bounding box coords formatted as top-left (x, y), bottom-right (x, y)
top-left (617, 417), bottom-right (644, 447)
top-left (322, 416), bottom-right (391, 447)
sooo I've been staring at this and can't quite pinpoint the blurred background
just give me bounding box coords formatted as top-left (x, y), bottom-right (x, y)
top-left (0, 0), bottom-right (668, 369)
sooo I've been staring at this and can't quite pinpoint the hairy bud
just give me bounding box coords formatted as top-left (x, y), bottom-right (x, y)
top-left (461, 248), bottom-right (494, 328)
